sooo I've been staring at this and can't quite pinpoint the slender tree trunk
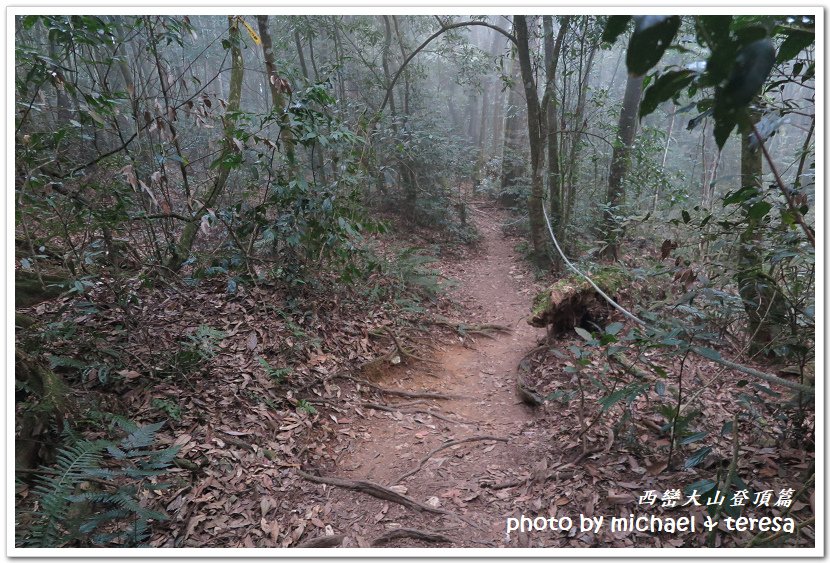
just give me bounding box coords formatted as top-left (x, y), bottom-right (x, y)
top-left (294, 29), bottom-right (310, 80)
top-left (562, 30), bottom-right (597, 227)
top-left (293, 24), bottom-right (327, 184)
top-left (600, 73), bottom-right (643, 261)
top-left (490, 36), bottom-right (507, 165)
top-left (514, 15), bottom-right (548, 268)
top-left (168, 16), bottom-right (244, 269)
top-left (544, 16), bottom-right (569, 259)
top-left (737, 109), bottom-right (784, 355)
top-left (499, 39), bottom-right (526, 206)
top-left (257, 15), bottom-right (295, 163)
top-left (652, 103), bottom-right (675, 213)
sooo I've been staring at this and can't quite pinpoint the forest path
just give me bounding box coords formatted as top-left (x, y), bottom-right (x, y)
top-left (319, 202), bottom-right (549, 547)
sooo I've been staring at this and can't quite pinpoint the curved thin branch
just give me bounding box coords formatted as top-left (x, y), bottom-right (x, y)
top-left (379, 20), bottom-right (516, 115)
top-left (750, 121), bottom-right (815, 247)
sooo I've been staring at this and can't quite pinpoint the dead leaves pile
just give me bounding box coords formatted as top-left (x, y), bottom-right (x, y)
top-left (517, 334), bottom-right (815, 548)
top-left (19, 270), bottom-right (445, 548)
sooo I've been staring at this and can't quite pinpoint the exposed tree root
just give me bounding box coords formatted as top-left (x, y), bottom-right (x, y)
top-left (371, 527), bottom-right (454, 546)
top-left (333, 374), bottom-right (458, 400)
top-left (296, 470), bottom-right (483, 531)
top-left (392, 436), bottom-right (508, 485)
top-left (383, 326), bottom-right (437, 363)
top-left (431, 316), bottom-right (513, 339)
top-left (360, 402), bottom-right (466, 424)
top-left (295, 534), bottom-right (345, 548)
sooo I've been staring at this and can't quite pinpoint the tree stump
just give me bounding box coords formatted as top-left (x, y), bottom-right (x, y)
top-left (529, 267), bottom-right (628, 336)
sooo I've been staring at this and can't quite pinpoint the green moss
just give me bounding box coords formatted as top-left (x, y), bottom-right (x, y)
top-left (531, 292), bottom-right (552, 316)
top-left (530, 266), bottom-right (629, 322)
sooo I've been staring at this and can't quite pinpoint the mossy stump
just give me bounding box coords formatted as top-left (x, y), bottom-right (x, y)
top-left (529, 267), bottom-right (628, 335)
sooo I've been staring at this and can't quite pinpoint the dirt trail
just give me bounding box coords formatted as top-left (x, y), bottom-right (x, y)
top-left (317, 203), bottom-right (548, 547)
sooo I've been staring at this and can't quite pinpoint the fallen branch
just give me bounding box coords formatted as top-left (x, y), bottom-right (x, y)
top-left (361, 402), bottom-right (465, 424)
top-left (215, 430), bottom-right (255, 452)
top-left (392, 436), bottom-right (508, 485)
top-left (371, 528), bottom-right (453, 546)
top-left (296, 534), bottom-right (345, 548)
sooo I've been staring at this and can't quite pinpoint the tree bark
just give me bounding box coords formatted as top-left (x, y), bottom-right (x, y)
top-left (514, 15), bottom-right (548, 268)
top-left (167, 17), bottom-right (244, 269)
top-left (600, 73), bottom-right (643, 261)
top-left (258, 15), bottom-right (296, 163)
top-left (499, 35), bottom-right (526, 205)
top-left (543, 16), bottom-right (569, 269)
top-left (737, 109), bottom-right (785, 355)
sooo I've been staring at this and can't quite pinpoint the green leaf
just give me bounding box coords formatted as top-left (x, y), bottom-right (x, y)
top-left (626, 16), bottom-right (682, 76)
top-left (696, 15), bottom-right (732, 49)
top-left (682, 209), bottom-right (691, 223)
top-left (602, 15), bottom-right (631, 43)
top-left (679, 431), bottom-right (709, 445)
top-left (639, 69), bottom-right (697, 118)
top-left (723, 185), bottom-right (758, 205)
top-left (694, 346), bottom-right (722, 361)
top-left (684, 478), bottom-right (717, 496)
top-left (712, 102), bottom-right (738, 149)
top-left (574, 327), bottom-right (594, 343)
top-left (776, 28), bottom-right (813, 63)
top-left (748, 201), bottom-right (772, 221)
top-left (720, 39), bottom-right (775, 109)
top-left (684, 446), bottom-right (712, 469)
top-left (605, 322), bottom-right (624, 336)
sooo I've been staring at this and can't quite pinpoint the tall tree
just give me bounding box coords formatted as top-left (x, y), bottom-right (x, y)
top-left (737, 110), bottom-right (785, 354)
top-left (513, 15), bottom-right (548, 267)
top-left (168, 16), bottom-right (244, 268)
top-left (498, 37), bottom-right (526, 205)
top-left (543, 15), bottom-right (569, 267)
top-left (600, 73), bottom-right (643, 261)
top-left (257, 15), bottom-right (295, 163)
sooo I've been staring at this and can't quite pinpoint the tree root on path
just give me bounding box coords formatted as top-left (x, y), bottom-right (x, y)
top-left (295, 534), bottom-right (345, 548)
top-left (360, 402), bottom-right (466, 424)
top-left (296, 470), bottom-right (482, 530)
top-left (392, 435), bottom-right (509, 485)
top-left (482, 443), bottom-right (607, 490)
top-left (431, 316), bottom-right (513, 339)
top-left (333, 373), bottom-right (459, 400)
top-left (371, 527), bottom-right (454, 546)
top-left (483, 468), bottom-right (576, 491)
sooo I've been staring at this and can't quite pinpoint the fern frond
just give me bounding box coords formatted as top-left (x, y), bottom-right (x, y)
top-left (24, 440), bottom-right (106, 547)
top-left (119, 421), bottom-right (165, 450)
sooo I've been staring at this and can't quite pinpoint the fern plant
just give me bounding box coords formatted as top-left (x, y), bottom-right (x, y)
top-left (18, 420), bottom-right (178, 548)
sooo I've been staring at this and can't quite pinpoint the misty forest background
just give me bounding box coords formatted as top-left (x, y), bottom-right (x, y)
top-left (14, 14), bottom-right (815, 548)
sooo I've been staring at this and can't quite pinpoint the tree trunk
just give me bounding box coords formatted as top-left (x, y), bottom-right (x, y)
top-left (600, 73), bottom-right (643, 261)
top-left (293, 24), bottom-right (327, 184)
top-left (543, 16), bottom-right (569, 270)
top-left (652, 103), bottom-right (675, 213)
top-left (167, 17), bottom-right (244, 269)
top-left (499, 38), bottom-right (527, 206)
top-left (514, 15), bottom-right (548, 268)
top-left (737, 110), bottom-right (785, 355)
top-left (562, 26), bottom-right (597, 228)
top-left (258, 15), bottom-right (296, 163)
